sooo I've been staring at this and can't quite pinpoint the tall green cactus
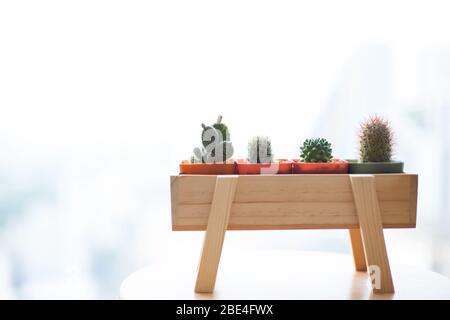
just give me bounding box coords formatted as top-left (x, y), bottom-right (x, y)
top-left (192, 116), bottom-right (234, 163)
top-left (247, 136), bottom-right (273, 164)
top-left (212, 115), bottom-right (230, 141)
top-left (359, 115), bottom-right (393, 162)
top-left (300, 138), bottom-right (332, 162)
top-left (201, 115), bottom-right (230, 148)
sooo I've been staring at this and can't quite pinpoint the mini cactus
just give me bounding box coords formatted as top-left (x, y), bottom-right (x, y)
top-left (212, 115), bottom-right (230, 142)
top-left (192, 147), bottom-right (206, 163)
top-left (201, 124), bottom-right (219, 148)
top-left (300, 138), bottom-right (332, 163)
top-left (192, 116), bottom-right (234, 163)
top-left (247, 136), bottom-right (273, 164)
top-left (359, 115), bottom-right (393, 162)
top-left (201, 115), bottom-right (230, 148)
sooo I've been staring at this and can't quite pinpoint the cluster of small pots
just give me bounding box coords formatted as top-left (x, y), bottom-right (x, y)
top-left (182, 115), bottom-right (404, 175)
top-left (180, 159), bottom-right (350, 175)
top-left (180, 158), bottom-right (405, 175)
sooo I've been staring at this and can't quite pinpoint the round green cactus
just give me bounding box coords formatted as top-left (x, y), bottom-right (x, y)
top-left (300, 138), bottom-right (332, 163)
top-left (247, 136), bottom-right (273, 164)
top-left (359, 115), bottom-right (393, 162)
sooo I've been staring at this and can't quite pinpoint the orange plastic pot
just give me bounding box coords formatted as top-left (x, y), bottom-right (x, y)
top-left (292, 159), bottom-right (348, 174)
top-left (179, 160), bottom-right (236, 175)
top-left (236, 159), bottom-right (292, 175)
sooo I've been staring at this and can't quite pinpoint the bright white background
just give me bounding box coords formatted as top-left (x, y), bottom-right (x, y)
top-left (0, 0), bottom-right (449, 298)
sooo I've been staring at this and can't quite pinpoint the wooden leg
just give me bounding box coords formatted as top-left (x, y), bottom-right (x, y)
top-left (350, 175), bottom-right (394, 294)
top-left (195, 176), bottom-right (238, 293)
top-left (349, 228), bottom-right (367, 271)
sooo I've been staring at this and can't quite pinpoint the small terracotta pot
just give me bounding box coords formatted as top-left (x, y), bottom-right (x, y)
top-left (236, 159), bottom-right (292, 175)
top-left (179, 160), bottom-right (236, 175)
top-left (292, 159), bottom-right (348, 174)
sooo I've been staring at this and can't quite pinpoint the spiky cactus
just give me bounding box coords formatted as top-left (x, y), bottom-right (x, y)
top-left (201, 124), bottom-right (218, 148)
top-left (359, 116), bottom-right (393, 162)
top-left (247, 136), bottom-right (273, 164)
top-left (192, 147), bottom-right (207, 163)
top-left (212, 115), bottom-right (230, 142)
top-left (201, 115), bottom-right (230, 147)
top-left (192, 115), bottom-right (234, 163)
top-left (300, 138), bottom-right (332, 162)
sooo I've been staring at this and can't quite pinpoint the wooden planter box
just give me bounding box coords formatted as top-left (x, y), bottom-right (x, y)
top-left (170, 174), bottom-right (418, 295)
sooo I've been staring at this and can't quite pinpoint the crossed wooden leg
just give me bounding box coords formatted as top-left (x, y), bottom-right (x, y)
top-left (194, 174), bottom-right (393, 295)
top-left (195, 176), bottom-right (238, 293)
top-left (349, 228), bottom-right (367, 272)
top-left (349, 175), bottom-right (394, 294)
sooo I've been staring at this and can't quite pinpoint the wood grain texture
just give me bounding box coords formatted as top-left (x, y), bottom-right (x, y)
top-left (350, 175), bottom-right (394, 294)
top-left (195, 176), bottom-right (238, 293)
top-left (349, 229), bottom-right (367, 271)
top-left (170, 174), bottom-right (418, 231)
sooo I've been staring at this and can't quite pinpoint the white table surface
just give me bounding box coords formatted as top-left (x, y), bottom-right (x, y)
top-left (121, 250), bottom-right (450, 300)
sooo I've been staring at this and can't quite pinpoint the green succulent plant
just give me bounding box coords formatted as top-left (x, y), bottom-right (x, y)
top-left (247, 136), bottom-right (273, 164)
top-left (201, 124), bottom-right (217, 148)
top-left (300, 138), bottom-right (332, 163)
top-left (192, 115), bottom-right (234, 163)
top-left (201, 115), bottom-right (230, 148)
top-left (359, 115), bottom-right (393, 162)
top-left (212, 115), bottom-right (230, 142)
top-left (192, 147), bottom-right (207, 163)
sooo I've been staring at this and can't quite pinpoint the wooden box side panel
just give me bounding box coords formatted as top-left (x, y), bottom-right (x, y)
top-left (409, 174), bottom-right (418, 226)
top-left (171, 174), bottom-right (418, 231)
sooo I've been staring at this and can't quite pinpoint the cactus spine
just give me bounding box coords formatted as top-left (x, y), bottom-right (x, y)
top-left (359, 115), bottom-right (393, 162)
top-left (300, 138), bottom-right (332, 162)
